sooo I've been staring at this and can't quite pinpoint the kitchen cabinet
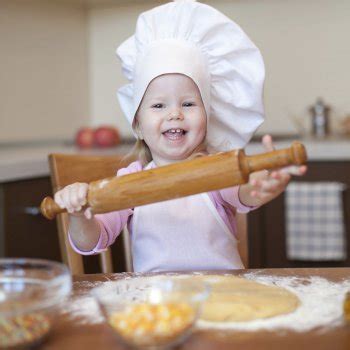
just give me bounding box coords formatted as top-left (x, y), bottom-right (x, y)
top-left (0, 177), bottom-right (60, 260)
top-left (0, 177), bottom-right (127, 273)
top-left (248, 161), bottom-right (350, 268)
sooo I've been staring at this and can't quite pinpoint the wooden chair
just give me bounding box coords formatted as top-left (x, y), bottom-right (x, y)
top-left (237, 213), bottom-right (249, 268)
top-left (48, 153), bottom-right (133, 275)
top-left (49, 153), bottom-right (249, 274)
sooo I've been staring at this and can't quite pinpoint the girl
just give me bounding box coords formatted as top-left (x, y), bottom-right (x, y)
top-left (55, 1), bottom-right (306, 272)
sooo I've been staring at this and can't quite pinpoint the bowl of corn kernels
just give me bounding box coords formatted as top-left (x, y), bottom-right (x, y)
top-left (91, 276), bottom-right (210, 349)
top-left (0, 258), bottom-right (72, 349)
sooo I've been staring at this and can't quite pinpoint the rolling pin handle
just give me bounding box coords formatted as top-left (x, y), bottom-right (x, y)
top-left (291, 141), bottom-right (307, 165)
top-left (40, 196), bottom-right (65, 220)
top-left (241, 142), bottom-right (307, 175)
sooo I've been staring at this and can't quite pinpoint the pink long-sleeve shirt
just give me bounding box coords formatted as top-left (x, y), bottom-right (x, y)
top-left (69, 160), bottom-right (254, 255)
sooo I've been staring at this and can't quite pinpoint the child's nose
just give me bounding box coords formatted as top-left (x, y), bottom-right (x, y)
top-left (167, 110), bottom-right (184, 121)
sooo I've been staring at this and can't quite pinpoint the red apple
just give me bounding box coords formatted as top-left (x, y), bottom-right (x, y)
top-left (94, 126), bottom-right (120, 148)
top-left (75, 127), bottom-right (95, 149)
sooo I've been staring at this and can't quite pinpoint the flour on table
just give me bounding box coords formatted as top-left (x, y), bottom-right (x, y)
top-left (58, 281), bottom-right (104, 325)
top-left (58, 274), bottom-right (350, 331)
top-left (58, 275), bottom-right (137, 325)
top-left (198, 273), bottom-right (350, 332)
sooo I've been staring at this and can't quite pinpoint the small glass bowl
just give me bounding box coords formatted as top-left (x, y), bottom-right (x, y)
top-left (0, 258), bottom-right (72, 349)
top-left (92, 277), bottom-right (210, 349)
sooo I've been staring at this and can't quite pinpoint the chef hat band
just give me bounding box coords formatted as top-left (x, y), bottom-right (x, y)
top-left (133, 39), bottom-right (211, 122)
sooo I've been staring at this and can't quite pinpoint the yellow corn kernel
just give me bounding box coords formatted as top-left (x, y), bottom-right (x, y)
top-left (108, 301), bottom-right (195, 343)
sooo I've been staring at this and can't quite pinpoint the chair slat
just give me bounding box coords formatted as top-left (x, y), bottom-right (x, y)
top-left (48, 153), bottom-right (131, 274)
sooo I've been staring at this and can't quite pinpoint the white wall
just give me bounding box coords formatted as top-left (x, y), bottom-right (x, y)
top-left (2, 0), bottom-right (348, 142)
top-left (88, 2), bottom-right (153, 138)
top-left (88, 0), bottom-right (350, 138)
top-left (0, 0), bottom-right (89, 143)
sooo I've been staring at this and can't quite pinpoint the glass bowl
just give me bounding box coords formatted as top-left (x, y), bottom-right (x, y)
top-left (0, 258), bottom-right (72, 349)
top-left (91, 276), bottom-right (210, 349)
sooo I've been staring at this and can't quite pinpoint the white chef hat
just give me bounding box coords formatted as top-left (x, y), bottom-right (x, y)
top-left (116, 0), bottom-right (265, 151)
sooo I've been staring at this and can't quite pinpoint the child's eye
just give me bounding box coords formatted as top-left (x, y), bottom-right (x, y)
top-left (151, 103), bottom-right (164, 109)
top-left (183, 102), bottom-right (195, 107)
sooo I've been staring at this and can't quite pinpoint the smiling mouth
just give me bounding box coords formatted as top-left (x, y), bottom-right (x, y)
top-left (162, 128), bottom-right (187, 142)
top-left (162, 128), bottom-right (187, 136)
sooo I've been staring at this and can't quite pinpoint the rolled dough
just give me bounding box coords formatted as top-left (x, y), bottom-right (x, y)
top-left (190, 275), bottom-right (300, 322)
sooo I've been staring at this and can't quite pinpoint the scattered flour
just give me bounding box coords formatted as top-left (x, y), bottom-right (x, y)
top-left (198, 273), bottom-right (350, 332)
top-left (58, 273), bottom-right (350, 332)
top-left (58, 281), bottom-right (104, 325)
top-left (58, 274), bottom-right (137, 324)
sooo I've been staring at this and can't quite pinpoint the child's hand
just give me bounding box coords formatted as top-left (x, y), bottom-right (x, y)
top-left (54, 183), bottom-right (92, 219)
top-left (239, 134), bottom-right (307, 207)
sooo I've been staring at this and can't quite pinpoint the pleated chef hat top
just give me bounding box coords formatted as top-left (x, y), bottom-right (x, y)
top-left (116, 0), bottom-right (265, 151)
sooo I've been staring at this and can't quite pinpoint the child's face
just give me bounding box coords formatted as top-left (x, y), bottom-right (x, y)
top-left (135, 74), bottom-right (207, 165)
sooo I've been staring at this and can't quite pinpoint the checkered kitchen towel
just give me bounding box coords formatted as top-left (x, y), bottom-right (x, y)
top-left (285, 182), bottom-right (347, 261)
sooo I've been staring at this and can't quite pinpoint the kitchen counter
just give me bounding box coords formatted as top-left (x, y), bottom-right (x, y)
top-left (0, 141), bottom-right (134, 183)
top-left (1, 136), bottom-right (350, 182)
top-left (245, 136), bottom-right (350, 159)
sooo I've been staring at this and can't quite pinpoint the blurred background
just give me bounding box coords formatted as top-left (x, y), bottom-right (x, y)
top-left (1, 0), bottom-right (349, 271)
top-left (1, 0), bottom-right (350, 142)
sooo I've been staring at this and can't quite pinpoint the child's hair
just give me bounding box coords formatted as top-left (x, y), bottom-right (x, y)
top-left (124, 138), bottom-right (152, 166)
top-left (122, 137), bottom-right (211, 167)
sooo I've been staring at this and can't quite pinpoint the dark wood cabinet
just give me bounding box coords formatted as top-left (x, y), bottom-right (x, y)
top-left (0, 177), bottom-right (61, 261)
top-left (248, 161), bottom-right (350, 268)
top-left (0, 177), bottom-right (126, 273)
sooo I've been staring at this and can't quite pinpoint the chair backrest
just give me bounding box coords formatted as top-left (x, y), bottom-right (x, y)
top-left (49, 153), bottom-right (249, 273)
top-left (48, 153), bottom-right (133, 275)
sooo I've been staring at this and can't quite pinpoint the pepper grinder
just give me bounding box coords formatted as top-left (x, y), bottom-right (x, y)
top-left (309, 98), bottom-right (331, 138)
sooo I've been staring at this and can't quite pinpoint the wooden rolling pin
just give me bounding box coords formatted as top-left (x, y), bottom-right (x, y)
top-left (41, 141), bottom-right (307, 220)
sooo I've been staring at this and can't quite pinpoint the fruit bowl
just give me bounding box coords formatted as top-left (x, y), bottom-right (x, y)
top-left (91, 277), bottom-right (209, 349)
top-left (0, 258), bottom-right (72, 349)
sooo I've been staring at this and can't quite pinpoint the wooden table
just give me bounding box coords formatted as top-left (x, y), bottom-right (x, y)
top-left (41, 268), bottom-right (350, 350)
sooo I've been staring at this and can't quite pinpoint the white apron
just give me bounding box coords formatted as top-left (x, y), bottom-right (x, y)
top-left (131, 163), bottom-right (243, 272)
